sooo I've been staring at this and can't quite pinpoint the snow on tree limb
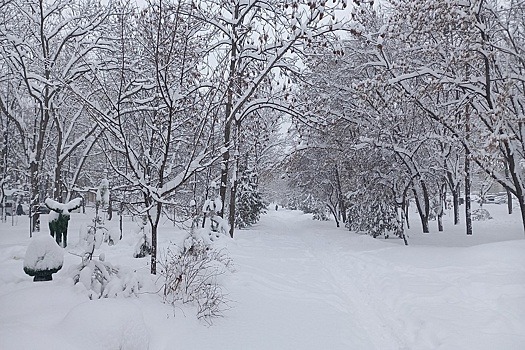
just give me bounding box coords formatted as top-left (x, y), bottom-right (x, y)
top-left (45, 197), bottom-right (83, 215)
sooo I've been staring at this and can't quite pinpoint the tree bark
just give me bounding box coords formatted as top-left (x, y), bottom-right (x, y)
top-left (219, 3), bottom-right (239, 220)
top-left (437, 183), bottom-right (445, 232)
top-left (228, 122), bottom-right (241, 237)
top-left (465, 101), bottom-right (472, 235)
top-left (334, 165), bottom-right (346, 223)
top-left (452, 185), bottom-right (460, 225)
top-left (505, 164), bottom-right (513, 214)
top-left (412, 180), bottom-right (430, 234)
top-left (150, 223), bottom-right (157, 275)
top-left (327, 204), bottom-right (340, 227)
top-left (228, 163), bottom-right (238, 238)
top-left (465, 157), bottom-right (472, 236)
top-left (404, 199), bottom-right (410, 229)
top-left (517, 194), bottom-right (525, 235)
top-left (219, 119), bottom-right (231, 219)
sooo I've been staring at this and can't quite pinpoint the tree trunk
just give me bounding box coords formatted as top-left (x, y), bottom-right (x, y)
top-left (502, 143), bottom-right (525, 236)
top-left (465, 103), bottom-right (472, 235)
top-left (412, 182), bottom-right (430, 234)
top-left (437, 183), bottom-right (445, 232)
top-left (30, 162), bottom-right (40, 234)
top-left (404, 199), bottom-right (410, 229)
top-left (107, 197), bottom-right (112, 221)
top-left (452, 187), bottom-right (460, 225)
top-left (446, 168), bottom-right (461, 225)
top-left (420, 213), bottom-right (429, 233)
top-left (334, 165), bottom-right (346, 223)
top-left (396, 205), bottom-right (407, 244)
top-left (219, 119), bottom-right (231, 219)
top-left (149, 201), bottom-right (162, 275)
top-left (53, 165), bottom-right (62, 202)
top-left (517, 194), bottom-right (525, 235)
top-left (505, 165), bottom-right (513, 214)
top-left (227, 122), bottom-right (241, 238)
top-left (400, 208), bottom-right (409, 246)
top-left (507, 190), bottom-right (513, 214)
top-left (465, 163), bottom-right (472, 235)
top-left (150, 223), bottom-right (157, 275)
top-left (219, 4), bottom-right (239, 219)
top-left (228, 172), bottom-right (238, 238)
top-left (119, 202), bottom-right (123, 240)
top-left (327, 204), bottom-right (340, 227)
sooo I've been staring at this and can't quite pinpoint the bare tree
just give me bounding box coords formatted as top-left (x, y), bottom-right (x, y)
top-left (77, 0), bottom-right (218, 274)
top-left (188, 0), bottom-right (351, 237)
top-left (0, 0), bottom-right (111, 233)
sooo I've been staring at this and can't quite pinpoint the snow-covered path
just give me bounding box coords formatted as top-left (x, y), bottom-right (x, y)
top-left (171, 209), bottom-right (525, 349)
top-left (231, 209), bottom-right (406, 349)
top-left (1, 208), bottom-right (524, 349)
top-left (231, 209), bottom-right (525, 349)
top-left (223, 210), bottom-right (382, 349)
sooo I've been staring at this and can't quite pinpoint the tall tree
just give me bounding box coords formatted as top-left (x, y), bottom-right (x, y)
top-left (0, 0), bottom-right (111, 232)
top-left (78, 0), bottom-right (217, 274)
top-left (377, 0), bottom-right (525, 234)
top-left (190, 0), bottom-right (351, 237)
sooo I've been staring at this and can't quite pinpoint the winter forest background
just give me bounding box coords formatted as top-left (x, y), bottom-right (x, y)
top-left (1, 0), bottom-right (525, 349)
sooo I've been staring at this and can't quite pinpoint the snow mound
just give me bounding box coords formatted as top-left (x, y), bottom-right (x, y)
top-left (23, 235), bottom-right (63, 272)
top-left (60, 299), bottom-right (150, 350)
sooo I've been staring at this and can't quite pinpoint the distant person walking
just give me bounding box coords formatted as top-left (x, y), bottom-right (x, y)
top-left (16, 203), bottom-right (24, 216)
top-left (275, 204), bottom-right (278, 211)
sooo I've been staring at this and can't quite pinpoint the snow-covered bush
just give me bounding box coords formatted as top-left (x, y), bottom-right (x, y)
top-left (79, 179), bottom-right (118, 260)
top-left (235, 167), bottom-right (266, 228)
top-left (71, 180), bottom-right (138, 298)
top-left (295, 194), bottom-right (327, 220)
top-left (159, 235), bottom-right (233, 321)
top-left (160, 186), bottom-right (233, 321)
top-left (202, 181), bottom-right (229, 237)
top-left (313, 209), bottom-right (329, 221)
top-left (133, 216), bottom-right (152, 258)
top-left (72, 253), bottom-right (143, 299)
top-left (298, 193), bottom-right (318, 214)
top-left (23, 235), bottom-right (64, 281)
top-left (97, 179), bottom-right (110, 209)
top-left (472, 208), bottom-right (493, 221)
top-left (346, 196), bottom-right (400, 238)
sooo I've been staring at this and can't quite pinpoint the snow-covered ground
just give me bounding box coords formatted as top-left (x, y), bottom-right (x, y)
top-left (0, 204), bottom-right (524, 349)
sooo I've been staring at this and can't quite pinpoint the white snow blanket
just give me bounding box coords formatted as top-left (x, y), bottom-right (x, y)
top-left (1, 205), bottom-right (524, 349)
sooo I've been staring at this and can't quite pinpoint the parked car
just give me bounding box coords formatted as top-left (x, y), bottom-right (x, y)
top-left (0, 202), bottom-right (14, 216)
top-left (484, 194), bottom-right (496, 204)
top-left (494, 195), bottom-right (507, 204)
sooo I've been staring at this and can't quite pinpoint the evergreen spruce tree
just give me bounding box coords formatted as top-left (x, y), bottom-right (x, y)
top-left (235, 166), bottom-right (266, 228)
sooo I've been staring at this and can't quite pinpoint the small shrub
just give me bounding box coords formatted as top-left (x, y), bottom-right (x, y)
top-left (72, 254), bottom-right (142, 299)
top-left (472, 208), bottom-right (493, 221)
top-left (313, 210), bottom-right (329, 221)
top-left (159, 235), bottom-right (233, 322)
top-left (133, 216), bottom-right (152, 258)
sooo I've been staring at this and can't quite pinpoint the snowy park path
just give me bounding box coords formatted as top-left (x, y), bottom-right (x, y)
top-left (1, 209), bottom-right (524, 350)
top-left (230, 209), bottom-right (405, 349)
top-left (218, 209), bottom-right (525, 350)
